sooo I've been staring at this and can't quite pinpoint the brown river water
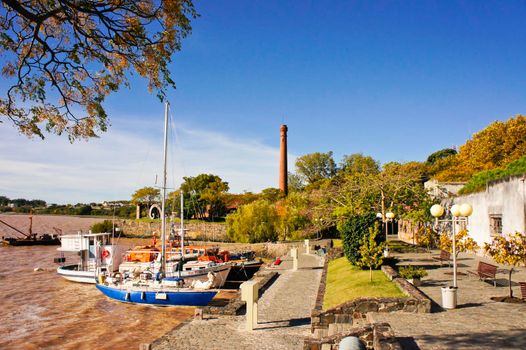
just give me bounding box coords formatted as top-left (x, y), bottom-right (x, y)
top-left (0, 243), bottom-right (194, 350)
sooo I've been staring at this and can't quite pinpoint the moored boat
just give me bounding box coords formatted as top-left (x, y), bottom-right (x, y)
top-left (56, 232), bottom-right (124, 284)
top-left (96, 102), bottom-right (223, 307)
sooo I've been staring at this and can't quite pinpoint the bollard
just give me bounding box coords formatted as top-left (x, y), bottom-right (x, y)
top-left (291, 248), bottom-right (298, 271)
top-left (240, 280), bottom-right (259, 331)
top-left (304, 239), bottom-right (310, 254)
top-left (139, 343), bottom-right (152, 350)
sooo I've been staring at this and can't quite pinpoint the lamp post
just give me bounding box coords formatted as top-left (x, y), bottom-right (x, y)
top-left (430, 203), bottom-right (473, 308)
top-left (377, 211), bottom-right (394, 257)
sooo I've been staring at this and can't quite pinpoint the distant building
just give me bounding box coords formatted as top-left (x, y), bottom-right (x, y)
top-left (424, 179), bottom-right (466, 198)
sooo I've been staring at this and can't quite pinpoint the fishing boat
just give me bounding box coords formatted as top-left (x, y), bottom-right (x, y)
top-left (55, 231), bottom-right (125, 283)
top-left (1, 215), bottom-right (60, 246)
top-left (225, 251), bottom-right (264, 281)
top-left (96, 102), bottom-right (223, 306)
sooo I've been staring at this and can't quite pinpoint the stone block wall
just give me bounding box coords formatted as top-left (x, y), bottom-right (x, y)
top-left (304, 322), bottom-right (401, 350)
top-left (310, 264), bottom-right (431, 337)
top-left (117, 219), bottom-right (229, 241)
top-left (202, 271), bottom-right (278, 316)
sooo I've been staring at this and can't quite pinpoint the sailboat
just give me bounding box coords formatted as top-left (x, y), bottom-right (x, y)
top-left (95, 102), bottom-right (225, 306)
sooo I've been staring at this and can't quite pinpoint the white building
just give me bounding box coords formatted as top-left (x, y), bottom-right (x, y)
top-left (451, 174), bottom-right (526, 247)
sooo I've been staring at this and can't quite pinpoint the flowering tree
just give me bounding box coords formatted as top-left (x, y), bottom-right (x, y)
top-left (358, 222), bottom-right (385, 282)
top-left (484, 232), bottom-right (526, 298)
top-left (439, 228), bottom-right (479, 257)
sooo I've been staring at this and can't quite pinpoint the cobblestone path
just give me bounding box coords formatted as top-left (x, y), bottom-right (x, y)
top-left (152, 252), bottom-right (323, 350)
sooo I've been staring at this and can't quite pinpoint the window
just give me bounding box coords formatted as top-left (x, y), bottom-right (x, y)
top-left (489, 215), bottom-right (502, 236)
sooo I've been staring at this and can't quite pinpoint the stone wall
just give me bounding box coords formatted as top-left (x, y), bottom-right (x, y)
top-left (202, 271), bottom-right (278, 316)
top-left (304, 323), bottom-right (401, 350)
top-left (117, 219), bottom-right (229, 241)
top-left (310, 264), bottom-right (431, 338)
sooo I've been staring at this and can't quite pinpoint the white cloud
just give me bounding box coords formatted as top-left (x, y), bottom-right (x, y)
top-left (0, 117), bottom-right (294, 204)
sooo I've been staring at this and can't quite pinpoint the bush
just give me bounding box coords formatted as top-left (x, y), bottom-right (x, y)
top-left (398, 266), bottom-right (428, 279)
top-left (459, 155), bottom-right (526, 194)
top-left (226, 200), bottom-right (279, 243)
top-left (90, 220), bottom-right (114, 233)
top-left (339, 213), bottom-right (378, 264)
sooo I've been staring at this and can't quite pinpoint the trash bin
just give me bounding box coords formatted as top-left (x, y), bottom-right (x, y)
top-left (441, 286), bottom-right (457, 309)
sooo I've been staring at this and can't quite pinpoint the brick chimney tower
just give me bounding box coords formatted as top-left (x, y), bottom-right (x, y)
top-left (279, 124), bottom-right (288, 195)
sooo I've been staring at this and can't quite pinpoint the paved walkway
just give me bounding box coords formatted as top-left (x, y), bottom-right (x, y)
top-left (371, 250), bottom-right (526, 350)
top-left (152, 252), bottom-right (323, 350)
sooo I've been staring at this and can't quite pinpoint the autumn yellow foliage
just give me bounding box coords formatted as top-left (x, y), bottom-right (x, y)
top-left (435, 115), bottom-right (526, 181)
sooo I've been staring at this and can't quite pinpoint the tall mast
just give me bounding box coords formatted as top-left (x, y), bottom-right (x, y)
top-left (160, 101), bottom-right (169, 276)
top-left (180, 190), bottom-right (184, 259)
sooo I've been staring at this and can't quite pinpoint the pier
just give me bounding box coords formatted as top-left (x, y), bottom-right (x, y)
top-left (151, 251), bottom-right (324, 350)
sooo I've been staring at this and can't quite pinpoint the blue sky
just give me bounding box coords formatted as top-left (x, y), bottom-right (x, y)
top-left (1, 0), bottom-right (525, 203)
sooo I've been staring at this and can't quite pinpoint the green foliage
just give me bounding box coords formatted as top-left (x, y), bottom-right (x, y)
top-left (176, 174), bottom-right (229, 220)
top-left (459, 155), bottom-right (526, 194)
top-left (340, 213), bottom-right (378, 264)
top-left (287, 172), bottom-right (305, 192)
top-left (91, 220), bottom-right (115, 233)
top-left (426, 148), bottom-right (457, 164)
top-left (398, 266), bottom-right (428, 279)
top-left (340, 153), bottom-right (380, 175)
top-left (131, 187), bottom-right (160, 205)
top-left (226, 200), bottom-right (279, 243)
top-left (76, 205), bottom-right (92, 215)
top-left (357, 223), bottom-right (386, 280)
top-left (260, 187), bottom-right (282, 202)
top-left (295, 151), bottom-right (337, 184)
top-left (277, 192), bottom-right (310, 240)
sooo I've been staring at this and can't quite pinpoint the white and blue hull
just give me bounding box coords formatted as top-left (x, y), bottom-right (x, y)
top-left (57, 265), bottom-right (97, 284)
top-left (96, 283), bottom-right (217, 306)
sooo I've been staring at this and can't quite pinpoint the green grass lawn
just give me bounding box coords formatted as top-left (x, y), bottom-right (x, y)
top-left (323, 257), bottom-right (406, 310)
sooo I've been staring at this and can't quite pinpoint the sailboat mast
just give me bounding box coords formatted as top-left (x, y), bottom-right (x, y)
top-left (160, 101), bottom-right (169, 276)
top-left (180, 191), bottom-right (184, 259)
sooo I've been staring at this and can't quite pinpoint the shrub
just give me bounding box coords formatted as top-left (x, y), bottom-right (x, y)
top-left (399, 266), bottom-right (428, 279)
top-left (340, 213), bottom-right (377, 264)
top-left (459, 155), bottom-right (526, 194)
top-left (226, 200), bottom-right (279, 243)
top-left (90, 220), bottom-right (114, 233)
top-left (357, 222), bottom-right (385, 281)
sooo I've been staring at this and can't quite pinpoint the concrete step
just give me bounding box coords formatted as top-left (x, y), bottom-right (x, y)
top-left (327, 322), bottom-right (353, 337)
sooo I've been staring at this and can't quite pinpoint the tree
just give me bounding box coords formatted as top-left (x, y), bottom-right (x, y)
top-left (287, 172), bottom-right (304, 192)
top-left (260, 187), bottom-right (282, 202)
top-left (295, 151), bottom-right (337, 185)
top-left (357, 222), bottom-right (385, 281)
top-left (0, 1), bottom-right (197, 140)
top-left (226, 200), bottom-right (279, 243)
top-left (0, 195), bottom-right (9, 206)
top-left (435, 115), bottom-right (526, 181)
top-left (340, 213), bottom-right (378, 265)
top-left (484, 232), bottom-right (526, 299)
top-left (179, 174), bottom-right (229, 220)
top-left (438, 228), bottom-right (479, 258)
top-left (426, 148), bottom-right (457, 165)
top-left (340, 153), bottom-right (380, 175)
top-left (131, 187), bottom-right (160, 207)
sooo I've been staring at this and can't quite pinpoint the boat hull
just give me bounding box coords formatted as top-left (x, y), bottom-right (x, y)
top-left (3, 238), bottom-right (60, 246)
top-left (96, 284), bottom-right (217, 306)
top-left (57, 265), bottom-right (96, 284)
top-left (227, 261), bottom-right (263, 282)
